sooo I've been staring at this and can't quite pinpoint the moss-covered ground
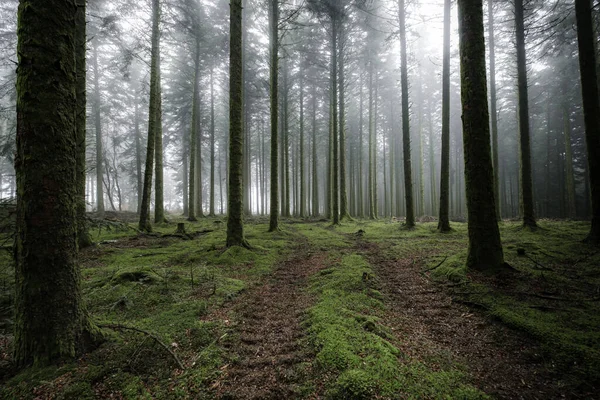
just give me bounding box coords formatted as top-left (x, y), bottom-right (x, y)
top-left (0, 215), bottom-right (597, 398)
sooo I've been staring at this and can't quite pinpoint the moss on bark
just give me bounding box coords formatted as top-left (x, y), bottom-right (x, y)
top-left (457, 0), bottom-right (505, 270)
top-left (15, 0), bottom-right (101, 368)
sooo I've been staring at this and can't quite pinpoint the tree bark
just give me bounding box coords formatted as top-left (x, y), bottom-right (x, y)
top-left (438, 0), bottom-right (451, 232)
top-left (515, 0), bottom-right (536, 228)
top-left (399, 0), bottom-right (414, 228)
top-left (268, 0), bottom-right (280, 231)
top-left (457, 0), bottom-right (505, 270)
top-left (188, 38), bottom-right (200, 222)
top-left (14, 0), bottom-right (101, 368)
top-left (139, 0), bottom-right (161, 232)
top-left (488, 0), bottom-right (501, 220)
top-left (76, 0), bottom-right (92, 248)
top-left (575, 0), bottom-right (600, 243)
top-left (227, 0), bottom-right (249, 247)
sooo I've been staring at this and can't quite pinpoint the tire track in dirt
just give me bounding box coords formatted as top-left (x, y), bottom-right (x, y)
top-left (213, 240), bottom-right (328, 399)
top-left (356, 238), bottom-right (573, 400)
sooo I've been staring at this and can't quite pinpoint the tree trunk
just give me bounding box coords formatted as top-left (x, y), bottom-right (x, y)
top-left (300, 66), bottom-right (306, 218)
top-left (438, 0), bottom-right (451, 232)
top-left (399, 0), bottom-right (414, 228)
top-left (76, 0), bottom-right (92, 248)
top-left (227, 0), bottom-right (249, 247)
top-left (154, 49), bottom-right (165, 224)
top-left (575, 0), bottom-right (600, 242)
top-left (268, 0), bottom-right (279, 231)
top-left (139, 0), bottom-right (161, 232)
top-left (135, 91), bottom-right (143, 214)
top-left (92, 40), bottom-right (104, 218)
top-left (209, 65), bottom-right (216, 216)
top-left (338, 27), bottom-right (350, 220)
top-left (312, 83), bottom-right (319, 216)
top-left (457, 0), bottom-right (505, 270)
top-left (14, 0), bottom-right (101, 368)
top-left (515, 0), bottom-right (536, 228)
top-left (331, 21), bottom-right (340, 224)
top-left (488, 0), bottom-right (500, 220)
top-left (188, 38), bottom-right (200, 222)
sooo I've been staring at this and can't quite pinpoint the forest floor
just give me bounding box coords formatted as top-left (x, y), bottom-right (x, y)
top-left (0, 216), bottom-right (599, 399)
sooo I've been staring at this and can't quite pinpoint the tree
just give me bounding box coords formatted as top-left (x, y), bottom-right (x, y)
top-left (14, 0), bottom-right (101, 368)
top-left (227, 0), bottom-right (249, 247)
top-left (398, 0), bottom-right (414, 228)
top-left (76, 0), bottom-right (92, 248)
top-left (487, 0), bottom-right (500, 220)
top-left (515, 0), bottom-right (536, 228)
top-left (575, 0), bottom-right (600, 243)
top-left (139, 0), bottom-right (161, 232)
top-left (437, 0), bottom-right (451, 232)
top-left (268, 0), bottom-right (280, 232)
top-left (457, 0), bottom-right (505, 269)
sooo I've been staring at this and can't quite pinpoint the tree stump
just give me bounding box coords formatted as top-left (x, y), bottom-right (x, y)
top-left (175, 223), bottom-right (186, 235)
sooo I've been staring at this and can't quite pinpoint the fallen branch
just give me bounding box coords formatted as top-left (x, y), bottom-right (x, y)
top-left (422, 256), bottom-right (448, 273)
top-left (98, 323), bottom-right (185, 370)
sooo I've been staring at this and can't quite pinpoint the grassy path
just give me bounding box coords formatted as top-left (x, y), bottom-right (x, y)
top-left (213, 238), bottom-right (328, 399)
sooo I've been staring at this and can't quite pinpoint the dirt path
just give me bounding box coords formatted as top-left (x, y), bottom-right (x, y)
top-left (356, 238), bottom-right (572, 400)
top-left (213, 242), bottom-right (327, 399)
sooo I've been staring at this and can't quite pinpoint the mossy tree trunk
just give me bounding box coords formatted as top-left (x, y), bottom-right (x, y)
top-left (76, 0), bottom-right (92, 248)
top-left (188, 38), bottom-right (200, 222)
top-left (515, 0), bottom-right (536, 229)
top-left (268, 0), bottom-right (279, 232)
top-left (331, 20), bottom-right (340, 225)
top-left (154, 49), bottom-right (165, 224)
top-left (368, 58), bottom-right (376, 220)
top-left (488, 0), bottom-right (501, 220)
top-left (209, 65), bottom-right (216, 216)
top-left (338, 25), bottom-right (350, 221)
top-left (139, 0), bottom-right (161, 232)
top-left (135, 92), bottom-right (143, 214)
top-left (358, 72), bottom-right (364, 218)
top-left (15, 0), bottom-right (101, 368)
top-left (457, 0), bottom-right (505, 270)
top-left (92, 40), bottom-right (104, 218)
top-left (311, 83), bottom-right (319, 217)
top-left (299, 64), bottom-right (306, 218)
top-left (575, 0), bottom-right (600, 243)
top-left (438, 0), bottom-right (451, 232)
top-left (227, 0), bottom-right (249, 247)
top-left (399, 0), bottom-right (414, 228)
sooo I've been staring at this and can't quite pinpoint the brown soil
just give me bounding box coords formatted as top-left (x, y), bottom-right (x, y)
top-left (212, 242), bottom-right (328, 399)
top-left (356, 238), bottom-right (577, 400)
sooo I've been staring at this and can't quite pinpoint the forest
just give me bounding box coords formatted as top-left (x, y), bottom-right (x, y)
top-left (0, 0), bottom-right (599, 398)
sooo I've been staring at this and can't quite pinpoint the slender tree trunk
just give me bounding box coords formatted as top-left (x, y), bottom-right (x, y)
top-left (92, 40), bottom-right (104, 218)
top-left (515, 0), bottom-right (536, 228)
top-left (438, 0), bottom-right (451, 231)
top-left (268, 0), bottom-right (280, 231)
top-left (331, 21), bottom-right (340, 224)
top-left (135, 92), bottom-right (143, 214)
top-left (76, 0), bottom-right (92, 248)
top-left (338, 27), bottom-right (349, 220)
top-left (312, 84), bottom-right (319, 216)
top-left (209, 66), bottom-right (216, 216)
top-left (398, 0), bottom-right (414, 227)
top-left (563, 104), bottom-right (576, 219)
top-left (457, 0), bottom-right (504, 270)
top-left (14, 0), bottom-right (101, 368)
top-left (428, 97), bottom-right (437, 216)
top-left (358, 73), bottom-right (364, 218)
top-left (300, 67), bottom-right (306, 218)
top-left (154, 49), bottom-right (165, 223)
top-left (283, 58), bottom-right (291, 217)
top-left (188, 38), bottom-right (200, 222)
top-left (368, 59), bottom-right (376, 219)
top-left (575, 0), bottom-right (600, 242)
top-left (488, 0), bottom-right (501, 220)
top-left (139, 0), bottom-right (161, 232)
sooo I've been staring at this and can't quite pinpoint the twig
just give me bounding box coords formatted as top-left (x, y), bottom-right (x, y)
top-left (98, 323), bottom-right (185, 370)
top-left (525, 255), bottom-right (553, 271)
top-left (422, 256), bottom-right (448, 273)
